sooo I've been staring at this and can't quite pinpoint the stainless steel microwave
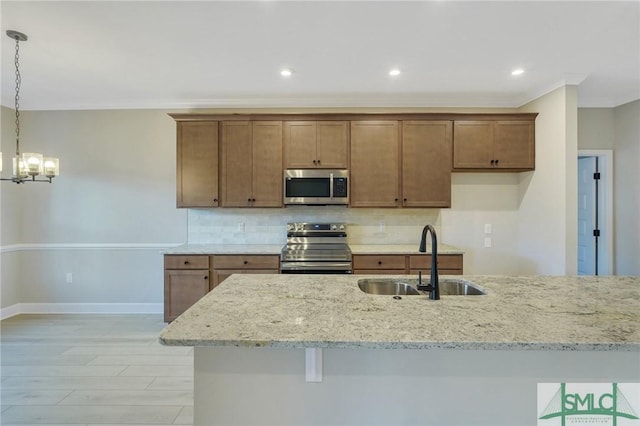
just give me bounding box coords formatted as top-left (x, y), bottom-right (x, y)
top-left (284, 169), bottom-right (349, 205)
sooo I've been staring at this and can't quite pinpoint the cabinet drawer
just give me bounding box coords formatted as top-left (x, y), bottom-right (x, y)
top-left (164, 255), bottom-right (210, 270)
top-left (409, 254), bottom-right (462, 270)
top-left (352, 255), bottom-right (406, 270)
top-left (354, 269), bottom-right (406, 275)
top-left (212, 255), bottom-right (279, 269)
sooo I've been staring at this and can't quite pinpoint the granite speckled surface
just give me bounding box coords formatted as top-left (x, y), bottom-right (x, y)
top-left (163, 243), bottom-right (462, 255)
top-left (163, 244), bottom-right (283, 255)
top-left (349, 244), bottom-right (463, 254)
top-left (160, 274), bottom-right (639, 351)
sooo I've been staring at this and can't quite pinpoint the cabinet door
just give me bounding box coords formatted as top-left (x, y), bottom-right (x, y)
top-left (164, 269), bottom-right (210, 322)
top-left (220, 121), bottom-right (253, 207)
top-left (494, 121), bottom-right (535, 170)
top-left (350, 121), bottom-right (400, 207)
top-left (284, 121), bottom-right (317, 168)
top-left (176, 121), bottom-right (219, 208)
top-left (452, 121), bottom-right (495, 169)
top-left (316, 121), bottom-right (348, 169)
top-left (402, 121), bottom-right (452, 207)
top-left (252, 121), bottom-right (283, 207)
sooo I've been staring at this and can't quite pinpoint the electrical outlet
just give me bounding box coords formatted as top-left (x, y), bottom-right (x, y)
top-left (378, 223), bottom-right (385, 233)
top-left (484, 224), bottom-right (492, 234)
top-left (484, 237), bottom-right (492, 248)
top-left (237, 222), bottom-right (245, 232)
top-left (66, 273), bottom-right (73, 283)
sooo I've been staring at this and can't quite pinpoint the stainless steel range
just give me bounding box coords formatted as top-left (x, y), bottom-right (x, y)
top-left (280, 222), bottom-right (352, 274)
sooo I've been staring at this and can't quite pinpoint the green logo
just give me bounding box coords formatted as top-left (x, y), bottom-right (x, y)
top-left (539, 383), bottom-right (639, 425)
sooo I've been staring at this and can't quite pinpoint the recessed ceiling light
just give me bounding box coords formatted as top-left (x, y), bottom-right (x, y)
top-left (511, 68), bottom-right (525, 76)
top-left (389, 68), bottom-right (401, 77)
top-left (280, 68), bottom-right (294, 77)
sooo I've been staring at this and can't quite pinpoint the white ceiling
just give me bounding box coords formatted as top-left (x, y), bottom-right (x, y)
top-left (1, 1), bottom-right (638, 111)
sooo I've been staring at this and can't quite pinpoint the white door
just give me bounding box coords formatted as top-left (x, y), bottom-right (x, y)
top-left (577, 157), bottom-right (596, 275)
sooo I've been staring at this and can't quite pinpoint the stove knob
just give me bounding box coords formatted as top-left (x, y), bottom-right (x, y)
top-left (296, 224), bottom-right (303, 231)
top-left (287, 224), bottom-right (294, 231)
top-left (331, 224), bottom-right (337, 230)
top-left (339, 225), bottom-right (345, 231)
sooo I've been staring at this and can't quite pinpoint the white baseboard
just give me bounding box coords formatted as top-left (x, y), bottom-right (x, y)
top-left (1, 303), bottom-right (163, 320)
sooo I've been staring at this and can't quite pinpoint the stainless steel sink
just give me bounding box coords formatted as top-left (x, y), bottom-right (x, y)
top-left (357, 279), bottom-right (421, 295)
top-left (357, 278), bottom-right (486, 296)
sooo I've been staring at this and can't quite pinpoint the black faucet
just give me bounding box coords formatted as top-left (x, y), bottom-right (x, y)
top-left (417, 224), bottom-right (440, 300)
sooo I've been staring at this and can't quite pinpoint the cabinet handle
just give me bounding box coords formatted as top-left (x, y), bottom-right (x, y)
top-left (184, 261), bottom-right (190, 265)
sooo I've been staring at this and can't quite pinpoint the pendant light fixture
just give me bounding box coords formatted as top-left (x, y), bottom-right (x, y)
top-left (1, 30), bottom-right (59, 184)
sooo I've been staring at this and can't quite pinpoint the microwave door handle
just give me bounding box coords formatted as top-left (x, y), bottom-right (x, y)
top-left (329, 173), bottom-right (334, 199)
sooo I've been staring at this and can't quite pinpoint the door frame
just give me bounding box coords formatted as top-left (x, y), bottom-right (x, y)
top-left (577, 149), bottom-right (613, 275)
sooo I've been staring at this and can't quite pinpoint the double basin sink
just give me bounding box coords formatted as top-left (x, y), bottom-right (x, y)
top-left (358, 278), bottom-right (486, 296)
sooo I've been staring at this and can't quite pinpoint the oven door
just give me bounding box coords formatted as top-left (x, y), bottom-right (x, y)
top-left (280, 261), bottom-right (353, 274)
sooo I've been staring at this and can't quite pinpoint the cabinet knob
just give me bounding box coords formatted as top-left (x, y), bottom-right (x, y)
top-left (247, 198), bottom-right (252, 203)
top-left (213, 198), bottom-right (218, 203)
top-left (394, 198), bottom-right (399, 202)
top-left (403, 198), bottom-right (407, 202)
top-left (495, 159), bottom-right (499, 165)
top-left (490, 160), bottom-right (495, 165)
top-left (184, 261), bottom-right (190, 265)
top-left (313, 160), bottom-right (317, 165)
top-left (204, 276), bottom-right (208, 280)
top-left (378, 261), bottom-right (382, 265)
top-left (317, 159), bottom-right (321, 165)
top-left (244, 260), bottom-right (248, 265)
top-left (252, 198), bottom-right (256, 202)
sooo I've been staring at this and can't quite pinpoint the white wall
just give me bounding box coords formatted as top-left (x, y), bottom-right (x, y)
top-left (1, 108), bottom-right (186, 312)
top-left (517, 86), bottom-right (579, 275)
top-left (613, 100), bottom-right (640, 275)
top-left (578, 108), bottom-right (615, 150)
top-left (1, 106), bottom-right (25, 309)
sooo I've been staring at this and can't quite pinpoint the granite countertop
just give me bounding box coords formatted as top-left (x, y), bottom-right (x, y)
top-left (349, 244), bottom-right (463, 255)
top-left (163, 244), bottom-right (283, 255)
top-left (159, 274), bottom-right (639, 351)
top-left (163, 243), bottom-right (462, 255)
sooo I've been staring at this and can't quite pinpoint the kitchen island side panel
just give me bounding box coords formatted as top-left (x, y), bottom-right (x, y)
top-left (194, 347), bottom-right (639, 426)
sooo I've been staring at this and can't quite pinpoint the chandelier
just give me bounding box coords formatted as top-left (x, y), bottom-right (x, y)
top-left (1, 30), bottom-right (59, 184)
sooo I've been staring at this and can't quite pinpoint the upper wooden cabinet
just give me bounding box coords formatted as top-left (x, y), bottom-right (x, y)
top-left (350, 121), bottom-right (400, 207)
top-left (176, 121), bottom-right (219, 208)
top-left (220, 121), bottom-right (283, 207)
top-left (453, 120), bottom-right (535, 170)
top-left (284, 121), bottom-right (348, 169)
top-left (401, 121), bottom-right (452, 208)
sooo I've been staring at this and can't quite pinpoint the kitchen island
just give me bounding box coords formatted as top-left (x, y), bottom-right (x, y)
top-left (160, 274), bottom-right (639, 425)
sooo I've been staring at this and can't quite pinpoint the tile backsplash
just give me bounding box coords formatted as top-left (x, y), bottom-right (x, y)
top-left (188, 207), bottom-right (440, 245)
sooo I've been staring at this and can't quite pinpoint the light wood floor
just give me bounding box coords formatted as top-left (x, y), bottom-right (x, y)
top-left (0, 314), bottom-right (193, 425)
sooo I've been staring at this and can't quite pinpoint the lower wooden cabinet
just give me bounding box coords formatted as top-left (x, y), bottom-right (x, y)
top-left (353, 253), bottom-right (463, 276)
top-left (353, 255), bottom-right (406, 275)
top-left (164, 255), bottom-right (211, 323)
top-left (164, 254), bottom-right (279, 322)
top-left (409, 254), bottom-right (463, 275)
top-left (211, 255), bottom-right (280, 288)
